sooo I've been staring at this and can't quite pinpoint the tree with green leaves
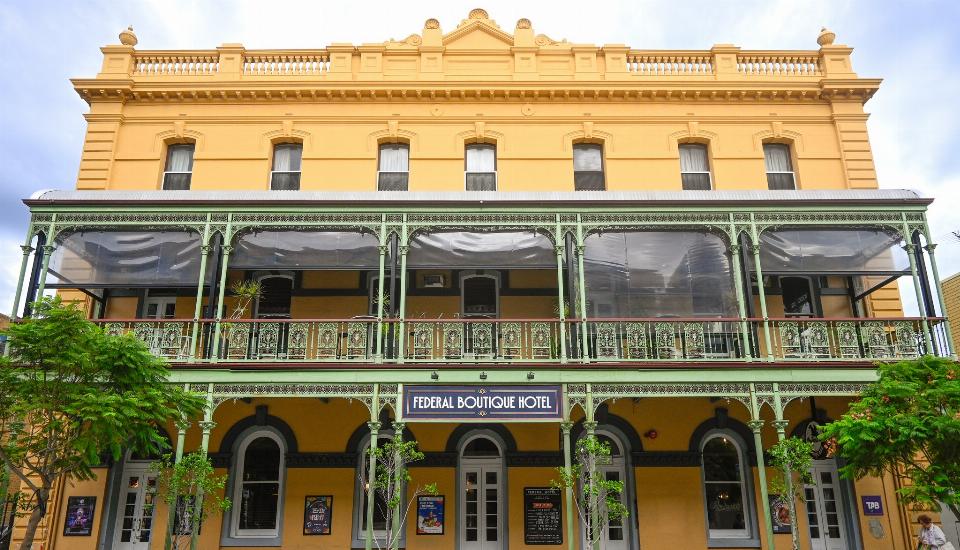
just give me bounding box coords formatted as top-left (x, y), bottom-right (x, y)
top-left (553, 435), bottom-right (629, 550)
top-left (0, 297), bottom-right (204, 550)
top-left (153, 451), bottom-right (230, 550)
top-left (767, 437), bottom-right (815, 550)
top-left (821, 356), bottom-right (960, 518)
top-left (366, 434), bottom-right (437, 550)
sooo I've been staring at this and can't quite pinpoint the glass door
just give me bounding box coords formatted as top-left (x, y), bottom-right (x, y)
top-left (596, 465), bottom-right (629, 550)
top-left (804, 462), bottom-right (847, 550)
top-left (460, 461), bottom-right (502, 550)
top-left (114, 464), bottom-right (158, 550)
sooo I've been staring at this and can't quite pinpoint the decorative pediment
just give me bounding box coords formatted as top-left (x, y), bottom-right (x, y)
top-left (443, 10), bottom-right (516, 49)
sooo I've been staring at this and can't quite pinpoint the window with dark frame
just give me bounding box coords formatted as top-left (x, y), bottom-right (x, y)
top-left (679, 143), bottom-right (712, 190)
top-left (465, 143), bottom-right (497, 191)
top-left (763, 143), bottom-right (796, 190)
top-left (573, 143), bottom-right (605, 191)
top-left (270, 143), bottom-right (303, 190)
top-left (162, 143), bottom-right (195, 190)
top-left (233, 435), bottom-right (283, 536)
top-left (378, 143), bottom-right (410, 191)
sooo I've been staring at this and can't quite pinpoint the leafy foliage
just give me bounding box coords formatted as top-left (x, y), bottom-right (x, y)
top-left (367, 434), bottom-right (437, 549)
top-left (553, 435), bottom-right (628, 549)
top-left (821, 356), bottom-right (960, 518)
top-left (153, 452), bottom-right (230, 550)
top-left (0, 297), bottom-right (204, 549)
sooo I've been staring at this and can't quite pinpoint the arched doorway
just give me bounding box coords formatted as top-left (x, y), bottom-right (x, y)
top-left (459, 434), bottom-right (505, 550)
top-left (112, 449), bottom-right (164, 549)
top-left (581, 430), bottom-right (631, 550)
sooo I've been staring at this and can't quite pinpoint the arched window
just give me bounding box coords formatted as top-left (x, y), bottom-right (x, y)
top-left (353, 433), bottom-right (397, 547)
top-left (701, 433), bottom-right (751, 540)
top-left (378, 143), bottom-right (410, 191)
top-left (163, 143), bottom-right (195, 190)
top-left (459, 433), bottom-right (504, 549)
top-left (573, 143), bottom-right (605, 191)
top-left (465, 143), bottom-right (497, 191)
top-left (271, 142), bottom-right (303, 190)
top-left (230, 430), bottom-right (285, 539)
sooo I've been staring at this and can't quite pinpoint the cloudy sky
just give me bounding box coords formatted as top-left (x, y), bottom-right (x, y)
top-left (1, 0), bottom-right (958, 314)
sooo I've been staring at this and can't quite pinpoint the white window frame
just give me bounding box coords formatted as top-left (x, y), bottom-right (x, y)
top-left (464, 143), bottom-right (497, 191)
top-left (763, 143), bottom-right (797, 189)
top-left (679, 143), bottom-right (713, 190)
top-left (572, 143), bottom-right (606, 191)
top-left (269, 143), bottom-right (303, 190)
top-left (142, 295), bottom-right (177, 319)
top-left (230, 430), bottom-right (286, 539)
top-left (458, 433), bottom-right (506, 550)
top-left (377, 143), bottom-right (410, 190)
top-left (700, 432), bottom-right (753, 541)
top-left (162, 143), bottom-right (195, 190)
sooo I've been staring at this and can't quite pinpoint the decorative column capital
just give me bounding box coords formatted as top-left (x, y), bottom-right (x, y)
top-left (749, 244), bottom-right (762, 256)
top-left (367, 421), bottom-right (382, 434)
top-left (555, 245), bottom-right (565, 256)
top-left (560, 421), bottom-right (574, 434)
top-left (771, 420), bottom-right (790, 433)
top-left (392, 422), bottom-right (406, 436)
top-left (747, 419), bottom-right (765, 433)
top-left (200, 244), bottom-right (213, 255)
top-left (19, 245), bottom-right (34, 255)
top-left (175, 419), bottom-right (192, 433)
top-left (575, 244), bottom-right (585, 255)
top-left (902, 243), bottom-right (916, 253)
top-left (378, 244), bottom-right (389, 254)
top-left (727, 244), bottom-right (741, 255)
top-left (41, 244), bottom-right (56, 255)
top-left (582, 420), bottom-right (598, 434)
top-left (398, 245), bottom-right (410, 256)
top-left (198, 420), bottom-right (217, 433)
top-left (925, 243), bottom-right (938, 253)
top-left (221, 245), bottom-right (234, 254)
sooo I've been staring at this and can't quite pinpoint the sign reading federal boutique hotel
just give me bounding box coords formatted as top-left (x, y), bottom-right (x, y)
top-left (403, 385), bottom-right (562, 421)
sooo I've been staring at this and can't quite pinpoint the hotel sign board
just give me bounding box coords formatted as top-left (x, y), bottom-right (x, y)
top-left (403, 385), bottom-right (562, 421)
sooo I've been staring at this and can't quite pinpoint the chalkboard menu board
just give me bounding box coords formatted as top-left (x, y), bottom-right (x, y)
top-left (303, 495), bottom-right (333, 535)
top-left (524, 487), bottom-right (562, 545)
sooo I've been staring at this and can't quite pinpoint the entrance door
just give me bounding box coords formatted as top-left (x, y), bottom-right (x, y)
top-left (114, 463), bottom-right (158, 549)
top-left (460, 461), bottom-right (502, 550)
top-left (804, 461), bottom-right (847, 550)
top-left (582, 433), bottom-right (630, 550)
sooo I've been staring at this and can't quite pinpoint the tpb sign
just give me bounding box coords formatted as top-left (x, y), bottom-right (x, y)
top-left (861, 496), bottom-right (883, 516)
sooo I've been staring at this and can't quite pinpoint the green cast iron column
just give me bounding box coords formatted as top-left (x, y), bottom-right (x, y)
top-left (33, 217), bottom-right (58, 300)
top-left (210, 216), bottom-right (234, 361)
top-left (902, 218), bottom-right (933, 353)
top-left (771, 384), bottom-right (799, 550)
top-left (728, 218), bottom-right (753, 360)
top-left (555, 218), bottom-right (568, 363)
top-left (9, 224), bottom-right (36, 318)
top-left (749, 217), bottom-right (774, 361)
top-left (575, 216), bottom-right (590, 363)
top-left (748, 383), bottom-right (775, 549)
top-left (397, 217), bottom-right (410, 364)
top-left (190, 220), bottom-right (212, 360)
top-left (376, 218), bottom-right (388, 363)
top-left (584, 384), bottom-right (599, 550)
top-left (365, 384), bottom-right (381, 550)
top-left (922, 223), bottom-right (953, 355)
top-left (190, 384), bottom-right (216, 550)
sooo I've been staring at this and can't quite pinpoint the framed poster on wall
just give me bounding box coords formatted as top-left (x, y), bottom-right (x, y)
top-left (303, 495), bottom-right (333, 535)
top-left (417, 495), bottom-right (445, 535)
top-left (769, 494), bottom-right (792, 534)
top-left (63, 496), bottom-right (96, 536)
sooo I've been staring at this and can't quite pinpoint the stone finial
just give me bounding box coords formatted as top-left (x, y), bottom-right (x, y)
top-left (469, 8), bottom-right (489, 20)
top-left (119, 25), bottom-right (138, 46)
top-left (424, 18), bottom-right (440, 29)
top-left (817, 27), bottom-right (836, 46)
top-left (516, 18), bottom-right (532, 30)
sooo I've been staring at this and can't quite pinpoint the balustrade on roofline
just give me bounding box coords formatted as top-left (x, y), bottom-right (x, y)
top-left (86, 316), bottom-right (948, 365)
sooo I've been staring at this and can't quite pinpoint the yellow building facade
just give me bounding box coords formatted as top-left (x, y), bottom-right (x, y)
top-left (7, 9), bottom-right (956, 550)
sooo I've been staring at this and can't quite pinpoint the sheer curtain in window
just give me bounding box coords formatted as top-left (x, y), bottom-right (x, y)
top-left (465, 144), bottom-right (496, 190)
top-left (271, 143), bottom-right (302, 190)
top-left (378, 144), bottom-right (409, 190)
top-left (163, 144), bottom-right (194, 190)
top-left (574, 144), bottom-right (605, 190)
top-left (763, 144), bottom-right (796, 190)
top-left (679, 144), bottom-right (711, 190)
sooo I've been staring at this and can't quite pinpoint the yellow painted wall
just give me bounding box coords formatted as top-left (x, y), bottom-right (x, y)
top-left (944, 273), bottom-right (960, 351)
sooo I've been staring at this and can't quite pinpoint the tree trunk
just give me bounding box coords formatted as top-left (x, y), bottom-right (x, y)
top-left (18, 491), bottom-right (47, 550)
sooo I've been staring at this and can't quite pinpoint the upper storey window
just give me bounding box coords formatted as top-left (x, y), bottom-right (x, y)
top-left (162, 144), bottom-right (194, 190)
top-left (378, 143), bottom-right (410, 191)
top-left (271, 143), bottom-right (302, 190)
top-left (573, 143), bottom-right (605, 191)
top-left (465, 143), bottom-right (497, 191)
top-left (764, 143), bottom-right (796, 190)
top-left (679, 144), bottom-right (712, 190)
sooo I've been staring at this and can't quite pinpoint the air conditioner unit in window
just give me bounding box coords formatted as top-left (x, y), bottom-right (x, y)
top-left (422, 274), bottom-right (445, 288)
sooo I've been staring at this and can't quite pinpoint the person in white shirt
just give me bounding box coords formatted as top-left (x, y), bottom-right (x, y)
top-left (918, 514), bottom-right (949, 549)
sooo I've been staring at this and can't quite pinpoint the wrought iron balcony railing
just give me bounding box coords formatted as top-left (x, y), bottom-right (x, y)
top-left (89, 316), bottom-right (950, 366)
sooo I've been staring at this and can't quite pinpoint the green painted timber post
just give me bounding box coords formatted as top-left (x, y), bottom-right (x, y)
top-left (921, 222), bottom-right (955, 356)
top-left (210, 215), bottom-right (234, 362)
top-left (728, 216), bottom-right (753, 360)
top-left (397, 217), bottom-right (410, 364)
top-left (190, 384), bottom-right (216, 550)
top-left (10, 224), bottom-right (36, 318)
top-left (34, 215), bottom-right (58, 300)
top-left (561, 384), bottom-right (576, 550)
top-left (748, 383), bottom-right (775, 549)
top-left (391, 383), bottom-right (404, 550)
top-left (902, 216), bottom-right (934, 354)
top-left (749, 216), bottom-right (775, 361)
top-left (190, 218), bottom-right (212, 360)
top-left (165, 386), bottom-right (191, 550)
top-left (376, 216), bottom-right (388, 363)
top-left (555, 216), bottom-right (568, 363)
top-left (771, 384), bottom-right (799, 550)
top-left (365, 383), bottom-right (381, 550)
top-left (584, 384), bottom-right (599, 550)
top-left (575, 216), bottom-right (590, 363)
